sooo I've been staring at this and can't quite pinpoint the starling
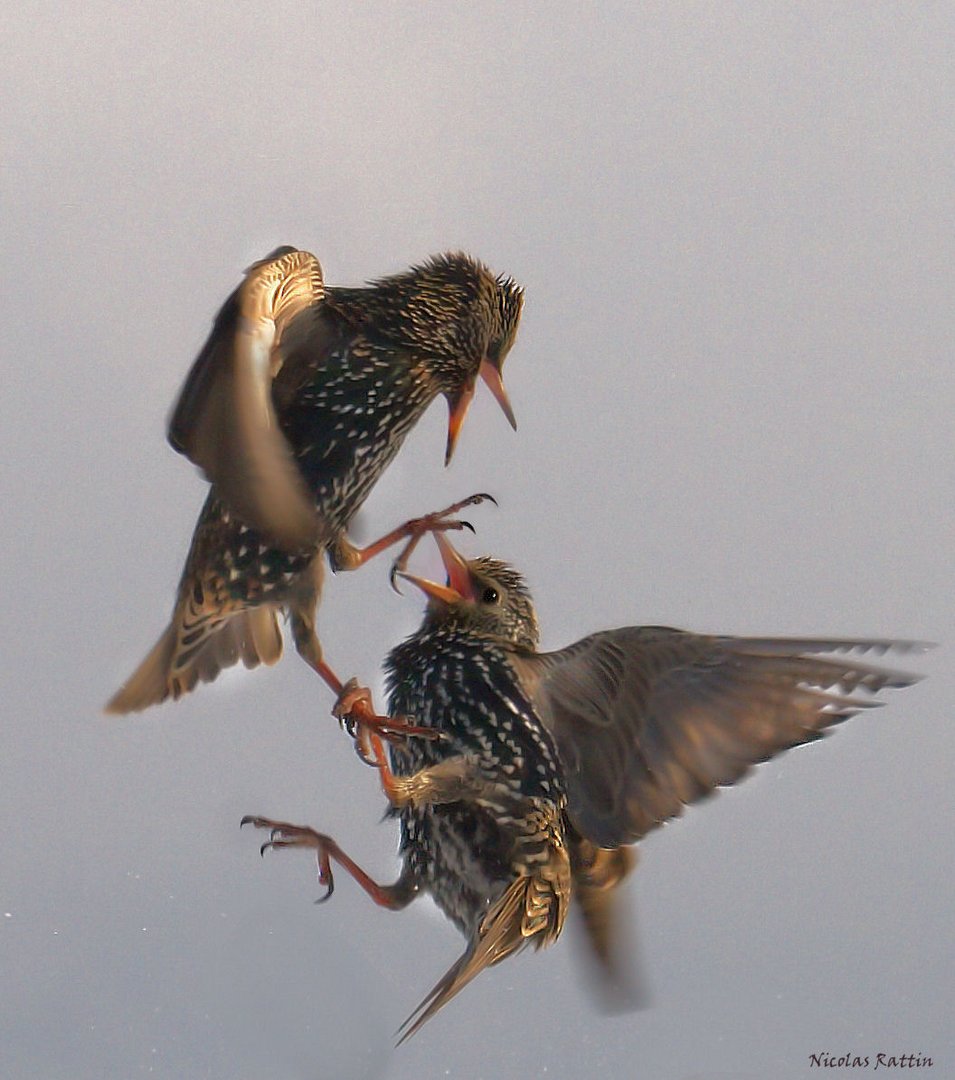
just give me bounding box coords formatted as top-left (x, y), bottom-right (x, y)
top-left (243, 532), bottom-right (929, 1040)
top-left (106, 247), bottom-right (524, 716)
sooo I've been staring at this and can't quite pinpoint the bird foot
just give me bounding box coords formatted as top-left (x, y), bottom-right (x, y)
top-left (332, 678), bottom-right (445, 766)
top-left (387, 492), bottom-right (497, 592)
top-left (326, 493), bottom-right (495, 578)
top-left (241, 814), bottom-right (416, 910)
top-left (240, 816), bottom-right (338, 901)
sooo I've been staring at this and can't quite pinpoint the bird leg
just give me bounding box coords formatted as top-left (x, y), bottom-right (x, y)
top-left (341, 735), bottom-right (495, 811)
top-left (328, 492), bottom-right (496, 581)
top-left (240, 816), bottom-right (418, 909)
top-left (327, 696), bottom-right (423, 804)
top-left (291, 495), bottom-right (496, 754)
top-left (385, 756), bottom-right (497, 809)
top-left (290, 608), bottom-right (440, 750)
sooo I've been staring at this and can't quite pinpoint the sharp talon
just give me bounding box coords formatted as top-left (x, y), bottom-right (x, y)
top-left (390, 565), bottom-right (404, 594)
top-left (259, 842), bottom-right (270, 857)
top-left (315, 860), bottom-right (335, 904)
top-left (354, 739), bottom-right (377, 767)
top-left (240, 815), bottom-right (254, 828)
top-left (471, 492), bottom-right (497, 507)
top-left (460, 520), bottom-right (475, 534)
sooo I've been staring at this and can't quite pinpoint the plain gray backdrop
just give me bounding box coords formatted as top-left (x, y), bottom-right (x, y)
top-left (2, 4), bottom-right (951, 1078)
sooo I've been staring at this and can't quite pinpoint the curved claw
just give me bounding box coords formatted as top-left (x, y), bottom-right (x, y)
top-left (389, 562), bottom-right (405, 595)
top-left (313, 877), bottom-right (335, 904)
top-left (467, 491), bottom-right (497, 508)
top-left (458, 520), bottom-right (475, 535)
top-left (352, 735), bottom-right (378, 767)
top-left (239, 815), bottom-right (255, 829)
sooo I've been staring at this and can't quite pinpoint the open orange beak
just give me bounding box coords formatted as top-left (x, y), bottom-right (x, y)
top-left (396, 531), bottom-right (475, 606)
top-left (444, 380), bottom-right (477, 466)
top-left (444, 357), bottom-right (517, 465)
top-left (479, 357), bottom-right (517, 431)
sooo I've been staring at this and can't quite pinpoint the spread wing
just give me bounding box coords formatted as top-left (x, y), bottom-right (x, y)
top-left (512, 631), bottom-right (929, 848)
top-left (167, 247), bottom-right (325, 551)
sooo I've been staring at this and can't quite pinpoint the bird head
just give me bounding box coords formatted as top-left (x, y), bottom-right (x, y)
top-left (442, 259), bottom-right (523, 464)
top-left (370, 253), bottom-right (522, 464)
top-left (397, 531), bottom-right (540, 649)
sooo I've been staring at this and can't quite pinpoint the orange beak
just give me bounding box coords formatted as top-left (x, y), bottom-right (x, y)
top-left (479, 358), bottom-right (517, 432)
top-left (396, 531), bottom-right (475, 605)
top-left (444, 379), bottom-right (477, 466)
top-left (444, 357), bottom-right (518, 465)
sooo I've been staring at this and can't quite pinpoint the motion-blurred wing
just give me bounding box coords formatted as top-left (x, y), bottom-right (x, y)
top-left (167, 247), bottom-right (325, 551)
top-left (569, 837), bottom-right (647, 1011)
top-left (515, 631), bottom-right (929, 848)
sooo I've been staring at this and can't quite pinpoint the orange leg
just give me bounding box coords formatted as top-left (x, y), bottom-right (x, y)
top-left (290, 607), bottom-right (441, 749)
top-left (354, 726), bottom-right (407, 804)
top-left (241, 816), bottom-right (418, 908)
top-left (333, 677), bottom-right (445, 753)
top-left (329, 492), bottom-right (496, 582)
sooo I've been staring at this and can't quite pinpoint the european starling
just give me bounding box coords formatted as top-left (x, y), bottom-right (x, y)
top-left (243, 533), bottom-right (929, 1040)
top-left (106, 248), bottom-right (523, 715)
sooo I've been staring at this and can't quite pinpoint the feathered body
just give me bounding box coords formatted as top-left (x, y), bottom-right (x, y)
top-left (373, 544), bottom-right (928, 1037)
top-left (386, 622), bottom-right (568, 942)
top-left (107, 251), bottom-right (523, 712)
top-left (241, 541), bottom-right (927, 1041)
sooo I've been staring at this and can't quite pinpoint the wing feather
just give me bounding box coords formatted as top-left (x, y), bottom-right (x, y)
top-left (513, 630), bottom-right (929, 847)
top-left (167, 248), bottom-right (326, 551)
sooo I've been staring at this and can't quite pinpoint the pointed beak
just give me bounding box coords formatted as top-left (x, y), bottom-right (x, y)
top-left (396, 531), bottom-right (474, 606)
top-left (444, 380), bottom-right (477, 465)
top-left (479, 357), bottom-right (517, 431)
top-left (445, 354), bottom-right (518, 465)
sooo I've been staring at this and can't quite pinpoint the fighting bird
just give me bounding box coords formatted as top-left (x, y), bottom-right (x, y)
top-left (106, 248), bottom-right (523, 719)
top-left (243, 533), bottom-right (929, 1040)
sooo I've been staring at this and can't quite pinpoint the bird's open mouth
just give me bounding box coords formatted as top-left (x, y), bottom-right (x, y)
top-left (396, 531), bottom-right (474, 604)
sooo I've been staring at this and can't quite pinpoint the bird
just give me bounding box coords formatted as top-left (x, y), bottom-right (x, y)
top-left (106, 247), bottom-right (524, 718)
top-left (242, 531), bottom-right (930, 1041)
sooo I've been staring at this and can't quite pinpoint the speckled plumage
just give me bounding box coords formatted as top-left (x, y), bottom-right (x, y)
top-left (374, 542), bottom-right (928, 1037)
top-left (107, 250), bottom-right (523, 713)
top-left (385, 623), bottom-right (566, 942)
top-left (241, 545), bottom-right (926, 1039)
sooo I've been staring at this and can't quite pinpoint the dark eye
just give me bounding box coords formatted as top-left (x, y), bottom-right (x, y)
top-left (481, 586), bottom-right (499, 604)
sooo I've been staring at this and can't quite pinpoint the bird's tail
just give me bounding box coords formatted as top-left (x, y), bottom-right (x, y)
top-left (105, 601), bottom-right (283, 714)
top-left (397, 870), bottom-right (566, 1043)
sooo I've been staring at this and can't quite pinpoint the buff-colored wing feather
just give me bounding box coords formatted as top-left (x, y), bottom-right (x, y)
top-left (168, 247), bottom-right (325, 551)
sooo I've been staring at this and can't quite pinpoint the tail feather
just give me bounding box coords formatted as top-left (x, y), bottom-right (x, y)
top-left (105, 604), bottom-right (283, 714)
top-left (397, 868), bottom-right (567, 1044)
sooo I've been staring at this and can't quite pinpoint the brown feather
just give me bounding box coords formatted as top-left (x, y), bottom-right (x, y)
top-left (168, 249), bottom-right (325, 552)
top-left (512, 630), bottom-right (928, 846)
top-left (105, 601), bottom-right (283, 713)
top-left (397, 857), bottom-right (568, 1043)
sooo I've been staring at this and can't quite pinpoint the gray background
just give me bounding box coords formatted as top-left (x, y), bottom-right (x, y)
top-left (2, 4), bottom-right (951, 1079)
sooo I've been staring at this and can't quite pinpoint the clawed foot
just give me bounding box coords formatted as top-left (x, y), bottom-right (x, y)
top-left (333, 678), bottom-right (444, 768)
top-left (241, 814), bottom-right (415, 910)
top-left (329, 492), bottom-right (496, 577)
top-left (240, 815), bottom-right (338, 902)
top-left (388, 492), bottom-right (497, 593)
